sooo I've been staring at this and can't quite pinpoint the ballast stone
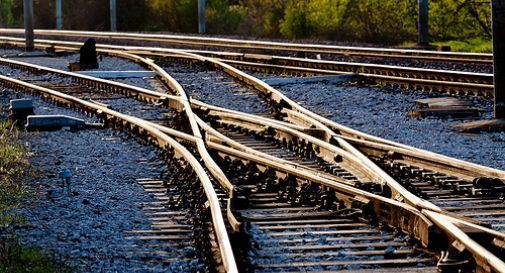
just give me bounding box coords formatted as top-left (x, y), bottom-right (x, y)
top-left (26, 115), bottom-right (86, 130)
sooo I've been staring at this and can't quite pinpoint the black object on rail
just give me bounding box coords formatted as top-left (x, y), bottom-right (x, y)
top-left (79, 38), bottom-right (99, 69)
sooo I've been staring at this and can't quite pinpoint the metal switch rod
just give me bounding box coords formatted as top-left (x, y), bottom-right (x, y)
top-left (492, 0), bottom-right (505, 119)
top-left (56, 0), bottom-right (62, 30)
top-left (198, 0), bottom-right (206, 34)
top-left (110, 0), bottom-right (117, 32)
top-left (418, 0), bottom-right (429, 45)
top-left (23, 0), bottom-right (34, 51)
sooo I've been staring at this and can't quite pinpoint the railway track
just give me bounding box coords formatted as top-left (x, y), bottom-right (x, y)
top-left (0, 74), bottom-right (448, 273)
top-left (0, 36), bottom-right (494, 98)
top-left (102, 47), bottom-right (505, 239)
top-left (1, 47), bottom-right (505, 272)
top-left (0, 75), bottom-right (237, 272)
top-left (0, 28), bottom-right (493, 64)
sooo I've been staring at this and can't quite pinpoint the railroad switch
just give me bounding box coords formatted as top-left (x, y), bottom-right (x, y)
top-left (437, 247), bottom-right (472, 273)
top-left (472, 177), bottom-right (505, 197)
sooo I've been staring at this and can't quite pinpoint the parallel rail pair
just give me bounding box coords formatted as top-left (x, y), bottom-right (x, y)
top-left (0, 28), bottom-right (493, 64)
top-left (0, 36), bottom-right (494, 97)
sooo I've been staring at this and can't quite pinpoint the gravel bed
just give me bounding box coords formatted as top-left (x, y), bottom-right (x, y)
top-left (275, 81), bottom-right (505, 170)
top-left (21, 34), bottom-right (492, 73)
top-left (161, 62), bottom-right (271, 114)
top-left (0, 50), bottom-right (207, 271)
top-left (0, 48), bottom-right (157, 91)
top-left (0, 89), bottom-right (188, 272)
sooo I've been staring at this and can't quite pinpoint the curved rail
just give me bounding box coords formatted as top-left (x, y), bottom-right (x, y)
top-left (0, 52), bottom-right (438, 212)
top-left (0, 75), bottom-right (238, 273)
top-left (2, 46), bottom-right (503, 215)
top-left (6, 74), bottom-right (504, 273)
top-left (2, 54), bottom-right (504, 272)
top-left (100, 49), bottom-right (235, 195)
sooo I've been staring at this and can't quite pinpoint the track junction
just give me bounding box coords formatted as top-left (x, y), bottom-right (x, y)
top-left (0, 31), bottom-right (504, 273)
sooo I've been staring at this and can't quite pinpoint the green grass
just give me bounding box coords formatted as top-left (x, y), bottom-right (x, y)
top-left (0, 119), bottom-right (28, 227)
top-left (401, 38), bottom-right (492, 53)
top-left (0, 119), bottom-right (69, 273)
top-left (432, 38), bottom-right (492, 53)
top-left (0, 237), bottom-right (68, 273)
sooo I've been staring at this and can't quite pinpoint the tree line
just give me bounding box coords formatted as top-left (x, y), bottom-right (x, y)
top-left (0, 0), bottom-right (492, 45)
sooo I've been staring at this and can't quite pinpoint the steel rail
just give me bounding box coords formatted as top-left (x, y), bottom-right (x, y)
top-left (131, 47), bottom-right (505, 228)
top-left (0, 47), bottom-right (441, 211)
top-left (0, 46), bottom-right (499, 216)
top-left (4, 54), bottom-right (505, 271)
top-left (186, 51), bottom-right (493, 84)
top-left (99, 49), bottom-right (235, 195)
top-left (424, 210), bottom-right (505, 273)
top-left (1, 40), bottom-right (503, 200)
top-left (0, 37), bottom-right (493, 97)
top-left (0, 37), bottom-right (501, 201)
top-left (6, 37), bottom-right (504, 268)
top-left (0, 70), bottom-right (433, 249)
top-left (5, 74), bottom-right (504, 273)
top-left (0, 75), bottom-right (239, 273)
top-left (0, 28), bottom-right (493, 63)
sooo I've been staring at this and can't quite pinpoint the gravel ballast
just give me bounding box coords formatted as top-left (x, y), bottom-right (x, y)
top-left (272, 80), bottom-right (505, 170)
top-left (0, 73), bottom-right (204, 271)
top-left (1, 90), bottom-right (179, 272)
top-left (1, 46), bottom-right (504, 270)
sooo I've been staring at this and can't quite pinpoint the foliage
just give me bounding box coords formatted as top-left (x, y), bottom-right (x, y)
top-left (0, 236), bottom-right (68, 273)
top-left (433, 38), bottom-right (492, 52)
top-left (206, 0), bottom-right (244, 35)
top-left (235, 0), bottom-right (289, 37)
top-left (150, 0), bottom-right (198, 32)
top-left (0, 120), bottom-right (67, 273)
top-left (118, 0), bottom-right (150, 31)
top-left (0, 0), bottom-right (21, 27)
top-left (430, 0), bottom-right (492, 40)
top-left (0, 119), bottom-right (28, 228)
top-left (0, 0), bottom-right (495, 47)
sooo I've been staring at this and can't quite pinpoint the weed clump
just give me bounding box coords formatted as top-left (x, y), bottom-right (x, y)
top-left (0, 119), bottom-right (68, 273)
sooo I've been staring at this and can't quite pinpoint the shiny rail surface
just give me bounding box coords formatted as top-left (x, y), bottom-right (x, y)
top-left (0, 75), bottom-right (238, 273)
top-left (0, 36), bottom-right (493, 98)
top-left (0, 28), bottom-right (493, 64)
top-left (0, 61), bottom-right (441, 272)
top-left (0, 74), bottom-right (455, 272)
top-left (1, 44), bottom-right (505, 272)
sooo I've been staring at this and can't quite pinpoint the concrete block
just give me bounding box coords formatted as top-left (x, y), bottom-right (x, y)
top-left (263, 74), bottom-right (361, 86)
top-left (10, 99), bottom-right (33, 111)
top-left (75, 71), bottom-right (157, 79)
top-left (26, 115), bottom-right (86, 130)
